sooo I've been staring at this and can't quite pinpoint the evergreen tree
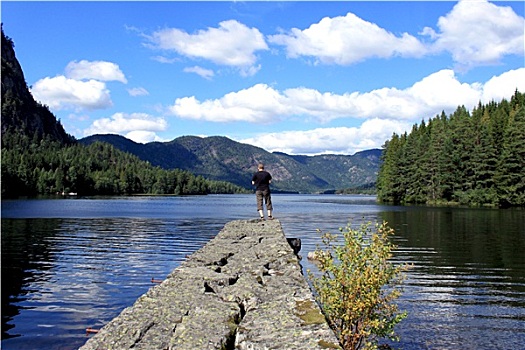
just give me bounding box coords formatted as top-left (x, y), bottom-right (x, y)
top-left (495, 105), bottom-right (525, 207)
top-left (377, 92), bottom-right (525, 207)
top-left (377, 134), bottom-right (405, 204)
top-left (1, 135), bottom-right (249, 197)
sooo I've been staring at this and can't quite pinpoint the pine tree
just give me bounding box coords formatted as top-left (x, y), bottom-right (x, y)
top-left (495, 105), bottom-right (525, 206)
top-left (377, 92), bottom-right (524, 207)
top-left (377, 134), bottom-right (405, 204)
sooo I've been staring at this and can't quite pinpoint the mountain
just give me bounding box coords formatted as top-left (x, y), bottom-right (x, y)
top-left (276, 150), bottom-right (380, 190)
top-left (1, 26), bottom-right (380, 194)
top-left (1, 26), bottom-right (74, 144)
top-left (80, 134), bottom-right (381, 193)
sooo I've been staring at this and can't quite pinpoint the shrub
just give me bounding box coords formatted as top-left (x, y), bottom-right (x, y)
top-left (308, 221), bottom-right (409, 350)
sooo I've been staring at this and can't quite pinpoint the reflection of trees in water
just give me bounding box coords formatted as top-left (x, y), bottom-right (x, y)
top-left (379, 208), bottom-right (525, 349)
top-left (380, 208), bottom-right (525, 276)
top-left (2, 202), bottom-right (524, 348)
top-left (1, 218), bottom-right (61, 339)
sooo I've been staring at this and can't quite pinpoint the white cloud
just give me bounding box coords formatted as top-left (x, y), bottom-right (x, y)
top-left (169, 83), bottom-right (292, 122)
top-left (268, 12), bottom-right (427, 65)
top-left (147, 20), bottom-right (268, 74)
top-left (125, 130), bottom-right (164, 143)
top-left (406, 70), bottom-right (482, 113)
top-left (233, 67), bottom-right (524, 156)
top-left (30, 60), bottom-right (130, 111)
top-left (238, 118), bottom-right (412, 156)
top-left (424, 0), bottom-right (524, 69)
top-left (31, 76), bottom-right (112, 111)
top-left (183, 66), bottom-right (215, 80)
top-left (169, 68), bottom-right (524, 124)
top-left (65, 60), bottom-right (128, 83)
top-left (269, 1), bottom-right (523, 69)
top-left (127, 87), bottom-right (150, 97)
top-left (84, 112), bottom-right (167, 143)
top-left (481, 68), bottom-right (525, 103)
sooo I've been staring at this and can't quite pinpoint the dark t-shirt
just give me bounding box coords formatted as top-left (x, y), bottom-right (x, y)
top-left (252, 171), bottom-right (272, 191)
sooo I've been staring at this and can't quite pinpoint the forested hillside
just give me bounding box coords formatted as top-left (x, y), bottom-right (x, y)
top-left (377, 91), bottom-right (525, 207)
top-left (1, 132), bottom-right (246, 197)
top-left (1, 27), bottom-right (247, 198)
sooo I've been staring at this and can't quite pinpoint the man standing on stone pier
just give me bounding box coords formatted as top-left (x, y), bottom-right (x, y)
top-left (251, 163), bottom-right (273, 220)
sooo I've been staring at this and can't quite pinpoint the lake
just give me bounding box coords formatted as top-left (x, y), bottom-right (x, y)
top-left (2, 194), bottom-right (524, 349)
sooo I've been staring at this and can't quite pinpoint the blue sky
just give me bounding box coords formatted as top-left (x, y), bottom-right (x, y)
top-left (2, 1), bottom-right (524, 155)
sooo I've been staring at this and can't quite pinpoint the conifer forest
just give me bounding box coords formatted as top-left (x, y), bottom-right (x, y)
top-left (377, 91), bottom-right (525, 208)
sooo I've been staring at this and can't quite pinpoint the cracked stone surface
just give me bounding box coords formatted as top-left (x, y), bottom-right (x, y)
top-left (79, 219), bottom-right (340, 350)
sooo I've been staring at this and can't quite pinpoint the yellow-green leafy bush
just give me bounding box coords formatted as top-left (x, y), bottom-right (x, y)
top-left (309, 222), bottom-right (409, 350)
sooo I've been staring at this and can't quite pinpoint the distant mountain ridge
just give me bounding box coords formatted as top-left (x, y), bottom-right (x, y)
top-left (80, 134), bottom-right (382, 193)
top-left (1, 25), bottom-right (381, 194)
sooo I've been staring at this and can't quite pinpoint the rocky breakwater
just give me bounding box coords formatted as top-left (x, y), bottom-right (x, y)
top-left (79, 219), bottom-right (340, 350)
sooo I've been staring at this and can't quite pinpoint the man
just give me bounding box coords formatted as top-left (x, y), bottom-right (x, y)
top-left (251, 163), bottom-right (273, 220)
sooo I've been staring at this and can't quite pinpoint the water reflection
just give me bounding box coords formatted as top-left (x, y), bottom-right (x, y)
top-left (2, 219), bottom-right (62, 338)
top-left (380, 208), bottom-right (525, 349)
top-left (2, 195), bottom-right (525, 350)
top-left (1, 216), bottom-right (225, 349)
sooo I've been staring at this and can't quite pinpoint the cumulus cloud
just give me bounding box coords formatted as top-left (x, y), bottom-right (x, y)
top-left (232, 67), bottom-right (524, 155)
top-left (30, 60), bottom-right (129, 111)
top-left (31, 76), bottom-right (112, 111)
top-left (269, 0), bottom-right (523, 69)
top-left (127, 87), bottom-right (150, 97)
top-left (269, 12), bottom-right (426, 65)
top-left (423, 0), bottom-right (525, 69)
top-left (482, 68), bottom-right (525, 102)
top-left (146, 20), bottom-right (268, 74)
top-left (238, 119), bottom-right (412, 155)
top-left (169, 83), bottom-right (292, 122)
top-left (65, 60), bottom-right (128, 83)
top-left (183, 66), bottom-right (215, 80)
top-left (169, 68), bottom-right (525, 124)
top-left (125, 130), bottom-right (164, 143)
top-left (84, 112), bottom-right (167, 143)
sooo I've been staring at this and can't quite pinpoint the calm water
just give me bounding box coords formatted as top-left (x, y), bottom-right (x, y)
top-left (2, 195), bottom-right (524, 349)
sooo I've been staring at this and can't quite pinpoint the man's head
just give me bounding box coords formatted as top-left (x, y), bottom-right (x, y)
top-left (258, 163), bottom-right (264, 171)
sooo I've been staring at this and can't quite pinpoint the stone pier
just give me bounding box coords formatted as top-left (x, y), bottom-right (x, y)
top-left (79, 219), bottom-right (340, 349)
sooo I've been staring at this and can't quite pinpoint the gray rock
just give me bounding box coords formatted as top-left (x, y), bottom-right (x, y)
top-left (79, 219), bottom-right (340, 349)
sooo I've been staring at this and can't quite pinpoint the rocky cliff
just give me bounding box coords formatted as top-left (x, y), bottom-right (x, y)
top-left (1, 26), bottom-right (74, 144)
